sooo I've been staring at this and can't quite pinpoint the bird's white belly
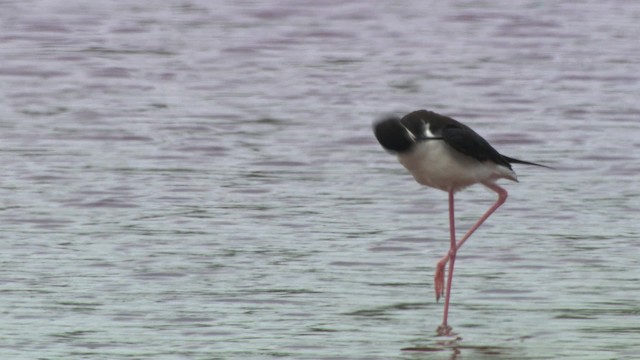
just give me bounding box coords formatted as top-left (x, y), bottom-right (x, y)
top-left (397, 141), bottom-right (516, 191)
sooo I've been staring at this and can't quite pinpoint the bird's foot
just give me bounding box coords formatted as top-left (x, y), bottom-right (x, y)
top-left (436, 323), bottom-right (454, 337)
top-left (434, 261), bottom-right (446, 302)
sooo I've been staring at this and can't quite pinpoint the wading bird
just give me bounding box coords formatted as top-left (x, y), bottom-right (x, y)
top-left (373, 109), bottom-right (548, 335)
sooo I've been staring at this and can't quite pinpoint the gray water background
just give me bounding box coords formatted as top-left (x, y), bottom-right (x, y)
top-left (1, 0), bottom-right (640, 359)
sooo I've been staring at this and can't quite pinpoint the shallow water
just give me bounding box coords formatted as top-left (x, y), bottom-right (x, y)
top-left (1, 0), bottom-right (640, 359)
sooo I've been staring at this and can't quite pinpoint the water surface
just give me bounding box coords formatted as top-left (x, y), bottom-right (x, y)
top-left (1, 0), bottom-right (639, 359)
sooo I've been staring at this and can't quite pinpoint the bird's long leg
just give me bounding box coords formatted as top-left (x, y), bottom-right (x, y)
top-left (434, 183), bottom-right (509, 320)
top-left (438, 189), bottom-right (457, 332)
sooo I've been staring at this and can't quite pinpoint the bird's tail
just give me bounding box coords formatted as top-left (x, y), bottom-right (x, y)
top-left (503, 155), bottom-right (554, 169)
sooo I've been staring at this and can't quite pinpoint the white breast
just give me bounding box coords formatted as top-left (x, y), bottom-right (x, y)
top-left (397, 141), bottom-right (517, 192)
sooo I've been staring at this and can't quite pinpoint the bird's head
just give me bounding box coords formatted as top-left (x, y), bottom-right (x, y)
top-left (373, 116), bottom-right (416, 153)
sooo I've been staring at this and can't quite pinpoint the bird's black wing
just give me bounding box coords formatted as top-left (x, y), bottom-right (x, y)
top-left (440, 125), bottom-right (512, 168)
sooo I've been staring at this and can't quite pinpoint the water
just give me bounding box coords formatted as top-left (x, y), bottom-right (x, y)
top-left (1, 0), bottom-right (639, 359)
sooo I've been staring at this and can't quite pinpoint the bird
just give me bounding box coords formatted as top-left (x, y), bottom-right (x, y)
top-left (373, 109), bottom-right (549, 335)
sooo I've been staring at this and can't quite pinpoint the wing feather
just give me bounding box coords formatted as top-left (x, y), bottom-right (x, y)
top-left (441, 125), bottom-right (512, 169)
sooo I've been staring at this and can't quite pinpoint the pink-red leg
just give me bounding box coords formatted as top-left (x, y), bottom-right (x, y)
top-left (437, 189), bottom-right (457, 334)
top-left (434, 183), bottom-right (508, 333)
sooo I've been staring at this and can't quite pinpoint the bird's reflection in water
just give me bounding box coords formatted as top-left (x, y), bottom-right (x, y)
top-left (401, 345), bottom-right (461, 360)
top-left (435, 328), bottom-right (463, 360)
top-left (402, 327), bottom-right (514, 359)
top-left (402, 327), bottom-right (462, 358)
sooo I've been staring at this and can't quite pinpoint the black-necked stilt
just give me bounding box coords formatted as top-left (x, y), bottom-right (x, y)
top-left (373, 109), bottom-right (548, 335)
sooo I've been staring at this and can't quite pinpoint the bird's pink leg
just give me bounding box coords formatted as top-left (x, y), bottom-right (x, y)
top-left (438, 189), bottom-right (457, 333)
top-left (434, 183), bottom-right (508, 332)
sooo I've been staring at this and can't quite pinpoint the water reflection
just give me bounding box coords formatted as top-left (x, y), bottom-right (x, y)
top-left (402, 332), bottom-right (515, 360)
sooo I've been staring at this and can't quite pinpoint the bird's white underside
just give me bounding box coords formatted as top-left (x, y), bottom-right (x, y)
top-left (397, 140), bottom-right (517, 192)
